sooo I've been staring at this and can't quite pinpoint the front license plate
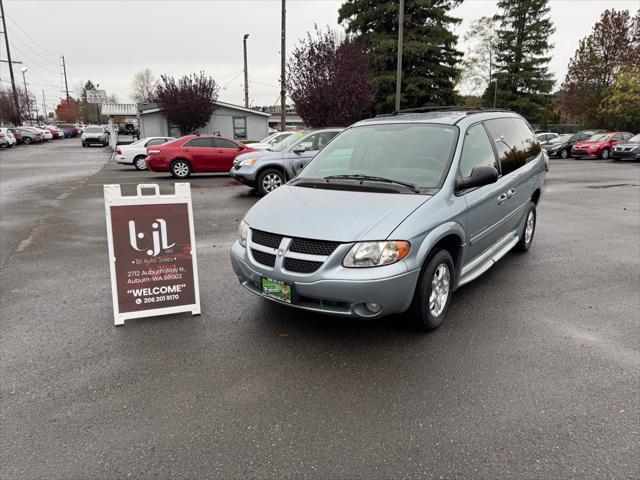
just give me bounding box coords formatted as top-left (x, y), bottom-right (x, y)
top-left (261, 277), bottom-right (292, 303)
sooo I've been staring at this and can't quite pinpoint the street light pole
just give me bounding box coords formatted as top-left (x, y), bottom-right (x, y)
top-left (395, 0), bottom-right (404, 112)
top-left (492, 79), bottom-right (498, 108)
top-left (21, 66), bottom-right (31, 125)
top-left (243, 34), bottom-right (250, 108)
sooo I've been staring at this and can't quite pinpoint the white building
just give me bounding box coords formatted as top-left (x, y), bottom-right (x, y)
top-left (138, 101), bottom-right (271, 141)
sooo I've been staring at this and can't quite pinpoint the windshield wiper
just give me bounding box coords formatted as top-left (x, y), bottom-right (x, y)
top-left (323, 174), bottom-right (419, 193)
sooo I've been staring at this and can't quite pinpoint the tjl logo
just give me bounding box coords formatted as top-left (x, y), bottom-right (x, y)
top-left (128, 219), bottom-right (175, 256)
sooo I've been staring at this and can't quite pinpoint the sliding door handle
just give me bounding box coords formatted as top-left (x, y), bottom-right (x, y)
top-left (498, 193), bottom-right (508, 204)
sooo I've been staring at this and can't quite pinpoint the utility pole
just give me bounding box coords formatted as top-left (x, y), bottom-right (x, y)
top-left (42, 89), bottom-right (46, 120)
top-left (395, 0), bottom-right (404, 112)
top-left (280, 0), bottom-right (286, 131)
top-left (61, 55), bottom-right (69, 101)
top-left (21, 67), bottom-right (30, 125)
top-left (243, 34), bottom-right (249, 108)
top-left (0, 0), bottom-right (21, 125)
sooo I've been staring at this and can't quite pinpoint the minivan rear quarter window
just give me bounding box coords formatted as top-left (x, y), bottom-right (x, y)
top-left (485, 118), bottom-right (540, 176)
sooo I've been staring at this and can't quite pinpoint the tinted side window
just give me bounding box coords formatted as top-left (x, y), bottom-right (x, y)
top-left (485, 118), bottom-right (538, 176)
top-left (459, 124), bottom-right (498, 178)
top-left (212, 138), bottom-right (238, 148)
top-left (512, 118), bottom-right (541, 161)
top-left (185, 137), bottom-right (214, 148)
top-left (314, 132), bottom-right (338, 150)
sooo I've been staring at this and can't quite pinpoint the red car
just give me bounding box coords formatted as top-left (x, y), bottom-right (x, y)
top-left (146, 135), bottom-right (256, 178)
top-left (571, 131), bottom-right (634, 159)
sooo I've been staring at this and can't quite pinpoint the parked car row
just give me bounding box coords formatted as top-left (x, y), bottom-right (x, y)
top-left (0, 124), bottom-right (71, 147)
top-left (538, 129), bottom-right (637, 160)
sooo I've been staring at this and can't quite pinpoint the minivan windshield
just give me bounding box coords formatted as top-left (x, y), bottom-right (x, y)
top-left (296, 123), bottom-right (458, 192)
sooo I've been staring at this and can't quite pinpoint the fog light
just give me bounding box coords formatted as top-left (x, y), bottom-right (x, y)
top-left (365, 302), bottom-right (381, 313)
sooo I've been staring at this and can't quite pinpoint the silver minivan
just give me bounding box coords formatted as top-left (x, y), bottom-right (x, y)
top-left (230, 108), bottom-right (547, 330)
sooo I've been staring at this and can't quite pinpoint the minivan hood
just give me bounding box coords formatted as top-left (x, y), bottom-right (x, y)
top-left (244, 185), bottom-right (432, 242)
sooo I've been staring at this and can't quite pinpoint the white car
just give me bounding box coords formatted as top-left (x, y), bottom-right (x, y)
top-left (536, 132), bottom-right (559, 144)
top-left (31, 125), bottom-right (53, 140)
top-left (115, 136), bottom-right (175, 170)
top-left (0, 127), bottom-right (17, 147)
top-left (249, 131), bottom-right (295, 150)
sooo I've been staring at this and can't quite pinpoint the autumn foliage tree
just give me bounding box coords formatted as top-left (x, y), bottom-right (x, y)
top-left (55, 98), bottom-right (81, 122)
top-left (154, 72), bottom-right (219, 135)
top-left (559, 9), bottom-right (640, 127)
top-left (287, 28), bottom-right (373, 127)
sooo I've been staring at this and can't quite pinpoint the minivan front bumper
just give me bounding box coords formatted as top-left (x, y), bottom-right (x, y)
top-left (230, 240), bottom-right (420, 319)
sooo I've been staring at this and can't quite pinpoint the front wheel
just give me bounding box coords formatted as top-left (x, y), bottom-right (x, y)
top-left (23, 137), bottom-right (32, 145)
top-left (407, 249), bottom-right (454, 331)
top-left (601, 148), bottom-right (610, 160)
top-left (170, 159), bottom-right (192, 179)
top-left (514, 202), bottom-right (536, 252)
top-left (256, 168), bottom-right (285, 196)
top-left (560, 148), bottom-right (569, 159)
top-left (133, 155), bottom-right (148, 170)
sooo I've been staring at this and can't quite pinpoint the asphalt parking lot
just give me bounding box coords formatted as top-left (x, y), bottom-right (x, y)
top-left (1, 139), bottom-right (639, 479)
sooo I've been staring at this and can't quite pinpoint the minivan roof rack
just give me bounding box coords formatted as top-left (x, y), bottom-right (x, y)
top-left (375, 106), bottom-right (511, 118)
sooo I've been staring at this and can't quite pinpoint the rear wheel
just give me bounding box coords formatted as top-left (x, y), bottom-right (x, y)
top-left (407, 249), bottom-right (454, 331)
top-left (257, 168), bottom-right (285, 196)
top-left (601, 148), bottom-right (610, 160)
top-left (560, 148), bottom-right (569, 159)
top-left (23, 137), bottom-right (32, 145)
top-left (170, 159), bottom-right (192, 179)
top-left (133, 155), bottom-right (148, 170)
top-left (514, 202), bottom-right (536, 252)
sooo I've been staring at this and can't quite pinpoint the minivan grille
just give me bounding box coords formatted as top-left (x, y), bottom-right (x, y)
top-left (251, 229), bottom-right (282, 249)
top-left (251, 249), bottom-right (276, 267)
top-left (289, 238), bottom-right (340, 256)
top-left (284, 258), bottom-right (323, 273)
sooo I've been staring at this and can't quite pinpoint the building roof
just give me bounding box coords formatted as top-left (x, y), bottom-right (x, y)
top-left (101, 103), bottom-right (138, 116)
top-left (138, 100), bottom-right (271, 117)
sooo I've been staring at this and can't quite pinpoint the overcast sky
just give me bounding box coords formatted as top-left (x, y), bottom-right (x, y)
top-left (1, 0), bottom-right (638, 112)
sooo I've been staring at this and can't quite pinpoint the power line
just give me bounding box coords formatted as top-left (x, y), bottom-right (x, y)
top-left (5, 22), bottom-right (59, 66)
top-left (5, 13), bottom-right (59, 58)
top-left (9, 42), bottom-right (60, 75)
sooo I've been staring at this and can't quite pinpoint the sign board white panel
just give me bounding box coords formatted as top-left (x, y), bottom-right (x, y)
top-left (104, 183), bottom-right (201, 326)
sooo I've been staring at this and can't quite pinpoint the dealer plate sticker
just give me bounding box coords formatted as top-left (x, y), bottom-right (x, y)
top-left (261, 277), bottom-right (292, 303)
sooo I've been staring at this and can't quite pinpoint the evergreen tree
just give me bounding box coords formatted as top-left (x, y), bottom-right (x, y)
top-left (338, 0), bottom-right (462, 114)
top-left (488, 0), bottom-right (555, 123)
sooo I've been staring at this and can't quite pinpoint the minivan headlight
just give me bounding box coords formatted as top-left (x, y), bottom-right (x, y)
top-left (343, 241), bottom-right (410, 268)
top-left (238, 220), bottom-right (249, 247)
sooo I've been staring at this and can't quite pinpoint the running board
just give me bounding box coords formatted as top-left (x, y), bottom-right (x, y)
top-left (458, 232), bottom-right (519, 287)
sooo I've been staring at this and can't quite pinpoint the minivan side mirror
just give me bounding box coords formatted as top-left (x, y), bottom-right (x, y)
top-left (293, 147), bottom-right (306, 154)
top-left (455, 166), bottom-right (499, 191)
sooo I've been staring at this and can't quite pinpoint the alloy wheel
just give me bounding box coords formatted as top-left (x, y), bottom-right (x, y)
top-left (134, 157), bottom-right (147, 170)
top-left (525, 210), bottom-right (535, 245)
top-left (429, 264), bottom-right (450, 317)
top-left (561, 149), bottom-right (568, 159)
top-left (602, 149), bottom-right (609, 159)
top-left (262, 173), bottom-right (283, 192)
top-left (173, 161), bottom-right (190, 178)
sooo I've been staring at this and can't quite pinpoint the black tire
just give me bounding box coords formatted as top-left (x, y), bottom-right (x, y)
top-left (256, 168), bottom-right (285, 196)
top-left (514, 202), bottom-right (536, 252)
top-left (23, 137), bottom-right (32, 145)
top-left (102, 142), bottom-right (108, 147)
top-left (560, 148), bottom-right (569, 159)
top-left (600, 148), bottom-right (610, 160)
top-left (82, 143), bottom-right (87, 147)
top-left (133, 155), bottom-right (148, 171)
top-left (406, 249), bottom-right (455, 331)
top-left (170, 159), bottom-right (192, 179)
